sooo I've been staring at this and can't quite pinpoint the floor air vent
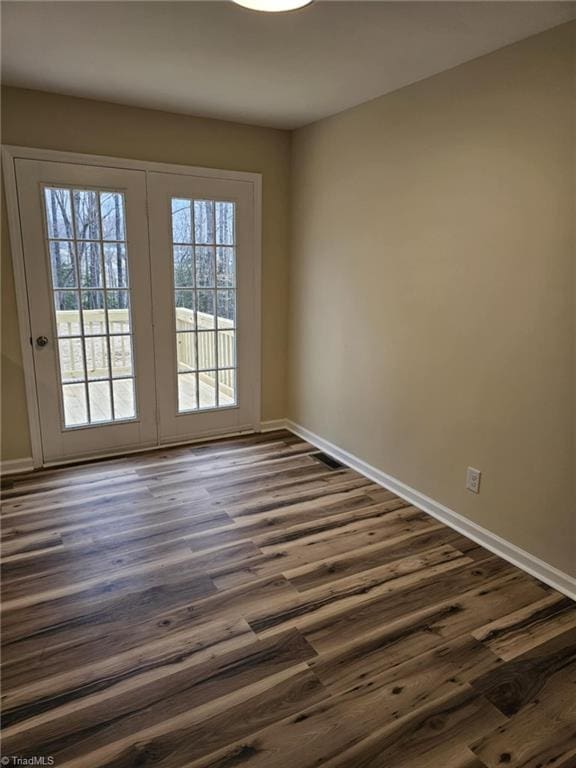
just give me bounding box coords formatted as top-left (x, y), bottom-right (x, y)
top-left (310, 451), bottom-right (345, 470)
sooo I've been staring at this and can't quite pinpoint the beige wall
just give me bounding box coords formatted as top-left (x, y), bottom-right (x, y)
top-left (289, 24), bottom-right (575, 575)
top-left (1, 87), bottom-right (291, 460)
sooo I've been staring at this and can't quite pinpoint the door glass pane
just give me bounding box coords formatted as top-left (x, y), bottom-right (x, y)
top-left (177, 332), bottom-right (196, 371)
top-left (170, 197), bottom-right (237, 414)
top-left (100, 192), bottom-right (126, 241)
top-left (175, 290), bottom-right (196, 330)
top-left (113, 379), bottom-right (135, 420)
top-left (216, 247), bottom-right (235, 287)
top-left (44, 188), bottom-right (73, 239)
top-left (172, 199), bottom-right (192, 243)
top-left (110, 335), bottom-right (133, 378)
top-left (178, 373), bottom-right (198, 412)
top-left (78, 242), bottom-right (103, 287)
top-left (199, 371), bottom-right (217, 409)
top-left (73, 190), bottom-right (100, 240)
top-left (62, 383), bottom-right (88, 427)
top-left (89, 381), bottom-right (112, 422)
top-left (54, 291), bottom-right (80, 336)
top-left (50, 242), bottom-right (77, 288)
top-left (216, 290), bottom-right (236, 328)
top-left (107, 291), bottom-right (131, 334)
top-left (173, 246), bottom-right (194, 287)
top-left (84, 337), bottom-right (109, 380)
top-left (198, 331), bottom-right (215, 370)
top-left (43, 186), bottom-right (138, 428)
top-left (58, 338), bottom-right (85, 383)
top-left (103, 243), bottom-right (128, 288)
top-left (81, 291), bottom-right (106, 335)
top-left (218, 369), bottom-right (236, 407)
top-left (197, 290), bottom-right (215, 329)
top-left (218, 331), bottom-right (236, 368)
top-left (195, 246), bottom-right (215, 287)
top-left (215, 202), bottom-right (234, 246)
top-left (194, 200), bottom-right (214, 244)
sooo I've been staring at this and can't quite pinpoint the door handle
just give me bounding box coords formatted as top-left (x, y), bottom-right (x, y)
top-left (36, 336), bottom-right (49, 347)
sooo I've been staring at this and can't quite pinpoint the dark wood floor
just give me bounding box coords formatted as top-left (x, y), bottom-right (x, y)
top-left (1, 431), bottom-right (575, 768)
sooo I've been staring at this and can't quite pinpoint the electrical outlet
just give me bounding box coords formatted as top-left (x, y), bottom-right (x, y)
top-left (466, 467), bottom-right (481, 494)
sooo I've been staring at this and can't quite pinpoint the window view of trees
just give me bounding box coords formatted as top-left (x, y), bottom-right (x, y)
top-left (171, 197), bottom-right (237, 412)
top-left (44, 190), bottom-right (238, 419)
top-left (44, 187), bottom-right (136, 425)
top-left (46, 187), bottom-right (129, 311)
top-left (171, 199), bottom-right (235, 321)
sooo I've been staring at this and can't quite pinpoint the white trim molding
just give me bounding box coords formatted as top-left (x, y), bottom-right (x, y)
top-left (1, 457), bottom-right (35, 476)
top-left (2, 148), bottom-right (45, 468)
top-left (286, 420), bottom-right (576, 602)
top-left (259, 419), bottom-right (288, 433)
top-left (1, 145), bottom-right (263, 185)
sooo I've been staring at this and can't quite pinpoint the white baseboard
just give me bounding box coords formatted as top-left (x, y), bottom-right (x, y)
top-left (286, 420), bottom-right (576, 602)
top-left (1, 457), bottom-right (35, 476)
top-left (259, 419), bottom-right (289, 433)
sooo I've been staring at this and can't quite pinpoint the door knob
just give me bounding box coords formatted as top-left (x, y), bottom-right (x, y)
top-left (36, 336), bottom-right (49, 347)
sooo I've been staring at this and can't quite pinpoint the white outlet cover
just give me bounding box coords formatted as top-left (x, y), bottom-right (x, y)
top-left (466, 467), bottom-right (481, 494)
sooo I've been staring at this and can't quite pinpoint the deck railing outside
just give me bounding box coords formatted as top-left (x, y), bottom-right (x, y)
top-left (57, 309), bottom-right (235, 400)
top-left (175, 309), bottom-right (235, 398)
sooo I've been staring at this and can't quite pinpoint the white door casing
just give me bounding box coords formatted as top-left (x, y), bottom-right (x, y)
top-left (3, 146), bottom-right (262, 467)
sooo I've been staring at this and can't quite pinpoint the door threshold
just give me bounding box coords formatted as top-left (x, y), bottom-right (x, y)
top-left (37, 427), bottom-right (260, 471)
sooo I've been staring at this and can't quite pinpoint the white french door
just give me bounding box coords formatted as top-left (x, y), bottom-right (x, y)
top-left (15, 160), bottom-right (158, 463)
top-left (148, 173), bottom-right (259, 444)
top-left (11, 154), bottom-right (260, 465)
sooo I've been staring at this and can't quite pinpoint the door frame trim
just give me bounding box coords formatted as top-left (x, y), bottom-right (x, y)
top-left (2, 144), bottom-right (263, 468)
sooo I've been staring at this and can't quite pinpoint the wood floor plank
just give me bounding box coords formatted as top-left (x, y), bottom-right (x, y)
top-left (209, 468), bottom-right (365, 513)
top-left (221, 475), bottom-right (375, 519)
top-left (57, 665), bottom-right (328, 768)
top-left (470, 676), bottom-right (576, 768)
top-left (471, 593), bottom-right (576, 660)
top-left (2, 574), bottom-right (299, 688)
top-left (2, 564), bottom-right (216, 649)
top-left (470, 627), bottom-right (576, 717)
top-left (315, 688), bottom-right (506, 768)
top-left (1, 431), bottom-right (573, 768)
top-left (249, 546), bottom-right (472, 639)
top-left (184, 656), bottom-right (505, 768)
top-left (258, 506), bottom-right (441, 566)
top-left (285, 526), bottom-right (471, 592)
top-left (301, 556), bottom-right (517, 653)
top-left (0, 487), bottom-right (155, 518)
top-left (2, 617), bottom-right (255, 728)
top-left (1, 497), bottom-right (223, 543)
top-left (2, 629), bottom-right (319, 763)
top-left (309, 572), bottom-right (545, 694)
top-left (1, 540), bottom-right (259, 608)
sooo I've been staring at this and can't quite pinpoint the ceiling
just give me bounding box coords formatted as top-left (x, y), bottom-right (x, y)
top-left (2, 1), bottom-right (574, 129)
